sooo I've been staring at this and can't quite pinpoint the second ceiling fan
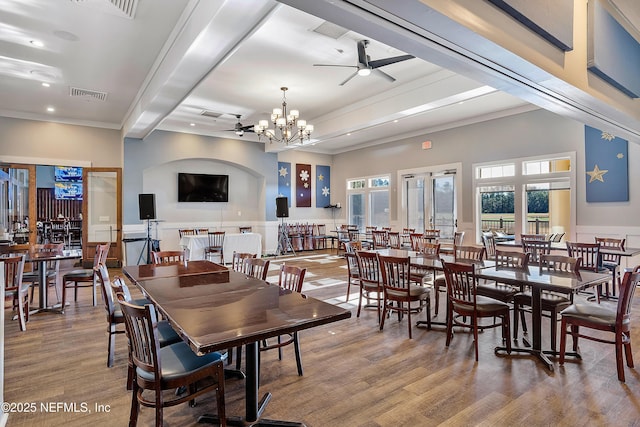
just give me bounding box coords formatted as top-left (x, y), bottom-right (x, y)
top-left (314, 39), bottom-right (414, 86)
top-left (224, 114), bottom-right (254, 137)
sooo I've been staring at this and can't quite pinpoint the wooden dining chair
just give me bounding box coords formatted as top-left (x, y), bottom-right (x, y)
top-left (110, 275), bottom-right (181, 390)
top-left (423, 229), bottom-right (441, 240)
top-left (119, 299), bottom-right (227, 426)
top-left (442, 259), bottom-right (511, 361)
top-left (378, 254), bottom-right (431, 338)
top-left (178, 228), bottom-right (196, 238)
top-left (566, 241), bottom-right (605, 302)
top-left (595, 237), bottom-right (625, 298)
top-left (512, 254), bottom-right (580, 352)
top-left (354, 250), bottom-right (383, 321)
top-left (312, 224), bottom-right (327, 250)
top-left (3, 254), bottom-right (27, 331)
top-left (476, 249), bottom-right (528, 307)
top-left (559, 268), bottom-right (640, 382)
top-left (238, 226), bottom-right (252, 234)
top-left (241, 257), bottom-right (270, 281)
top-left (521, 233), bottom-right (547, 241)
top-left (410, 242), bottom-right (440, 286)
top-left (196, 228), bottom-right (210, 235)
top-left (344, 252), bottom-right (361, 303)
top-left (231, 251), bottom-right (256, 272)
top-left (481, 233), bottom-right (497, 260)
top-left (260, 264), bottom-right (307, 376)
top-left (62, 242), bottom-right (109, 309)
top-left (204, 231), bottom-right (225, 264)
top-left (371, 230), bottom-right (389, 250)
top-left (453, 231), bottom-right (465, 246)
top-left (151, 250), bottom-right (187, 264)
top-left (387, 231), bottom-right (401, 249)
top-left (522, 238), bottom-right (551, 264)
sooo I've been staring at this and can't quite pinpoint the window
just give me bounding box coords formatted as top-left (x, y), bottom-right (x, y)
top-left (346, 175), bottom-right (390, 229)
top-left (474, 153), bottom-right (575, 241)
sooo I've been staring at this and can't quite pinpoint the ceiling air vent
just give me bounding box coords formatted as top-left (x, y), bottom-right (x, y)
top-left (69, 87), bottom-right (108, 101)
top-left (200, 111), bottom-right (223, 118)
top-left (312, 21), bottom-right (349, 40)
top-left (108, 0), bottom-right (138, 19)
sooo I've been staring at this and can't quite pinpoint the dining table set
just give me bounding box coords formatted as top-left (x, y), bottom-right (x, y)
top-left (123, 259), bottom-right (351, 426)
top-left (365, 245), bottom-right (618, 371)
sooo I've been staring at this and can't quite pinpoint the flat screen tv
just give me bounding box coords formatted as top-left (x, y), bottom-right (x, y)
top-left (54, 166), bottom-right (83, 182)
top-left (178, 173), bottom-right (228, 202)
top-left (54, 182), bottom-right (83, 200)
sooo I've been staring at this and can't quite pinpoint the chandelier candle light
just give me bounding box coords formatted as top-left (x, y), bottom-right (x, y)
top-left (254, 87), bottom-right (313, 145)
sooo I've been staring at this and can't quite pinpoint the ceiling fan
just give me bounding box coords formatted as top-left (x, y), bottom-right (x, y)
top-left (224, 114), bottom-right (254, 136)
top-left (314, 39), bottom-right (414, 86)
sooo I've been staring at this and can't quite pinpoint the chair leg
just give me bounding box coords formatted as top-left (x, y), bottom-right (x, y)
top-left (513, 302), bottom-right (520, 340)
top-left (293, 332), bottom-right (303, 376)
top-left (356, 288), bottom-right (363, 318)
top-left (445, 302), bottom-right (454, 347)
top-left (107, 328), bottom-right (115, 368)
top-left (379, 301), bottom-right (388, 331)
top-left (559, 318), bottom-right (568, 365)
top-left (615, 333), bottom-right (625, 382)
top-left (550, 310), bottom-right (559, 353)
top-left (345, 278), bottom-right (351, 303)
top-left (407, 304), bottom-right (412, 339)
top-left (129, 381), bottom-right (140, 427)
top-left (473, 315), bottom-right (479, 361)
top-left (571, 325), bottom-right (580, 352)
top-left (624, 333), bottom-right (634, 368)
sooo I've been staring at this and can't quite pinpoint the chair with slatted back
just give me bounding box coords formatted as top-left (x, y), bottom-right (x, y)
top-left (119, 298), bottom-right (227, 426)
top-left (238, 226), bottom-right (252, 234)
top-left (371, 230), bottom-right (389, 250)
top-left (513, 254), bottom-right (580, 352)
top-left (423, 229), bottom-right (441, 241)
top-left (344, 252), bottom-right (361, 304)
top-left (477, 250), bottom-right (528, 307)
top-left (197, 228), bottom-right (210, 235)
top-left (522, 238), bottom-right (551, 264)
top-left (378, 254), bottom-right (431, 338)
top-left (453, 231), bottom-right (465, 246)
top-left (110, 274), bottom-right (181, 390)
top-left (433, 245), bottom-right (485, 317)
top-left (354, 250), bottom-right (383, 321)
top-left (387, 231), bottom-right (401, 249)
top-left (62, 242), bottom-right (109, 308)
top-left (312, 224), bottom-right (327, 250)
top-left (560, 267), bottom-right (640, 382)
top-left (178, 228), bottom-right (196, 238)
top-left (231, 252), bottom-right (256, 272)
top-left (204, 231), bottom-right (225, 264)
top-left (566, 241), bottom-right (605, 302)
top-left (482, 234), bottom-right (497, 260)
top-left (241, 257), bottom-right (270, 281)
top-left (3, 254), bottom-right (27, 331)
top-left (442, 259), bottom-right (511, 361)
top-left (151, 250), bottom-right (187, 265)
top-left (595, 237), bottom-right (625, 299)
top-left (410, 242), bottom-right (440, 286)
top-left (401, 228), bottom-right (415, 248)
top-left (260, 264), bottom-right (306, 376)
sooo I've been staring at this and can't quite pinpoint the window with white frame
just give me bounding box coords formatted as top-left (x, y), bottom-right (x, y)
top-left (474, 154), bottom-right (574, 241)
top-left (346, 175), bottom-right (390, 229)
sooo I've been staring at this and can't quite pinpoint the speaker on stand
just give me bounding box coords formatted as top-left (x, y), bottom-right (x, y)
top-left (138, 194), bottom-right (156, 264)
top-left (275, 197), bottom-right (294, 256)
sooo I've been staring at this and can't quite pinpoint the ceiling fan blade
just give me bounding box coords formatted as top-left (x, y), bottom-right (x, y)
top-left (339, 71), bottom-right (359, 86)
top-left (313, 64), bottom-right (358, 68)
top-left (368, 54), bottom-right (414, 69)
top-left (372, 68), bottom-right (396, 83)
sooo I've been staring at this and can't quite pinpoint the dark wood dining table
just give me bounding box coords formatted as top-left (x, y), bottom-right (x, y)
top-left (123, 260), bottom-right (351, 426)
top-left (476, 266), bottom-right (610, 370)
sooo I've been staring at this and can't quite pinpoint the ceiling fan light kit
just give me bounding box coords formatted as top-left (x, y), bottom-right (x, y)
top-left (254, 87), bottom-right (313, 145)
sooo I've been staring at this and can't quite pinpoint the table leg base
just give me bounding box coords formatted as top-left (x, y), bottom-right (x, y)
top-left (494, 346), bottom-right (554, 371)
top-left (198, 392), bottom-right (304, 426)
top-left (224, 368), bottom-right (246, 380)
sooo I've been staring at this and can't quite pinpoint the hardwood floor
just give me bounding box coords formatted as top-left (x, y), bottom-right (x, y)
top-left (4, 250), bottom-right (640, 426)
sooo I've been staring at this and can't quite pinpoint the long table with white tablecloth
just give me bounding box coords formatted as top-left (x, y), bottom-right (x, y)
top-left (179, 232), bottom-right (262, 263)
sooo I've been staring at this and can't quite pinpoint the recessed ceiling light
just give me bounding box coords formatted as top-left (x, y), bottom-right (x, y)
top-left (30, 40), bottom-right (44, 47)
top-left (347, 133), bottom-right (351, 136)
top-left (41, 82), bottom-right (50, 87)
top-left (190, 123), bottom-right (195, 127)
top-left (46, 107), bottom-right (55, 112)
top-left (393, 119), bottom-right (398, 123)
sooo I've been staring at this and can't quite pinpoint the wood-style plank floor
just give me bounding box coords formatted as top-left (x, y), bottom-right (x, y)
top-left (4, 250), bottom-right (640, 426)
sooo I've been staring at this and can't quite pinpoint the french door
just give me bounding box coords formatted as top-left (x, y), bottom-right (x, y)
top-left (0, 163), bottom-right (36, 250)
top-left (82, 168), bottom-right (122, 266)
top-left (404, 171), bottom-right (457, 240)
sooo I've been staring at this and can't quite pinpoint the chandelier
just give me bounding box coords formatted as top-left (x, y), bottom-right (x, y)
top-left (254, 87), bottom-right (314, 145)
